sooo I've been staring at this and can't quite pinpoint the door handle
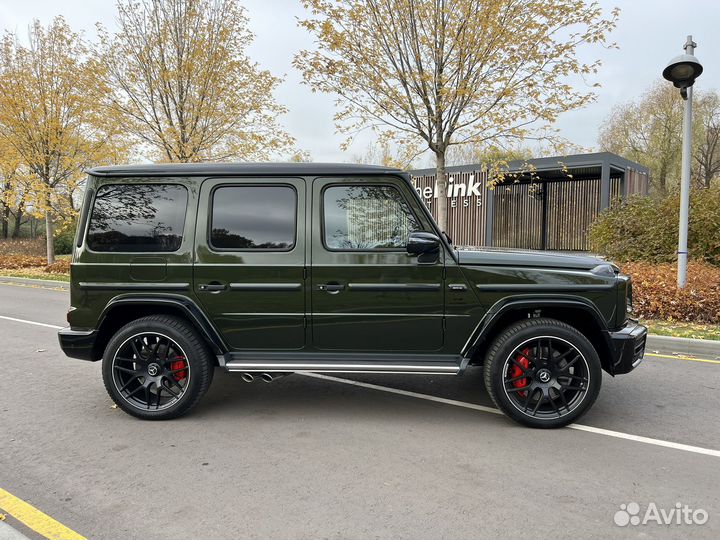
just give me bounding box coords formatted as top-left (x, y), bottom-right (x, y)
top-left (317, 283), bottom-right (345, 293)
top-left (199, 282), bottom-right (227, 292)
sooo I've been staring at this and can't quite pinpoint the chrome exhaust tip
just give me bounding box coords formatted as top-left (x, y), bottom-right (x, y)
top-left (260, 372), bottom-right (291, 383)
top-left (241, 373), bottom-right (255, 383)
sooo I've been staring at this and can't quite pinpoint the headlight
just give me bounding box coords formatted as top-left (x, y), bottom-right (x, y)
top-left (590, 263), bottom-right (616, 277)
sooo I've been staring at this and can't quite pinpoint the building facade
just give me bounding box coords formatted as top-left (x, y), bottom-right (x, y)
top-left (410, 152), bottom-right (649, 251)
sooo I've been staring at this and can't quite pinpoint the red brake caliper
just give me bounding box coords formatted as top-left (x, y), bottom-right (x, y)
top-left (510, 347), bottom-right (530, 397)
top-left (170, 356), bottom-right (187, 381)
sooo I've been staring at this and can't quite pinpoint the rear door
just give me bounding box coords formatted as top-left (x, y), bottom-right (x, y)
top-left (310, 177), bottom-right (445, 352)
top-left (193, 177), bottom-right (306, 350)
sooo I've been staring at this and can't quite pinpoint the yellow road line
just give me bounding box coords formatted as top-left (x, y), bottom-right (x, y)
top-left (646, 352), bottom-right (720, 364)
top-left (0, 488), bottom-right (85, 540)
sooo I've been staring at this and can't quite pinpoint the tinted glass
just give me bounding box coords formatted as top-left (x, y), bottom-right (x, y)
top-left (87, 184), bottom-right (187, 252)
top-left (323, 185), bottom-right (421, 250)
top-left (210, 186), bottom-right (296, 250)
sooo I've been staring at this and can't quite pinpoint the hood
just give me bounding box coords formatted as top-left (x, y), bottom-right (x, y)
top-left (456, 247), bottom-right (609, 271)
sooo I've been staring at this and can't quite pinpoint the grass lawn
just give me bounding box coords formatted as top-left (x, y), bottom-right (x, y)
top-left (640, 319), bottom-right (720, 341)
top-left (0, 268), bottom-right (70, 282)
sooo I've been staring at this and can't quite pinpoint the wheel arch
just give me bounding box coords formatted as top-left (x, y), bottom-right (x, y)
top-left (92, 294), bottom-right (227, 361)
top-left (464, 297), bottom-right (616, 375)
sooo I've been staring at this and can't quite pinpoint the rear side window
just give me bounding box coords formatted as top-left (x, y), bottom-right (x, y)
top-left (87, 184), bottom-right (188, 252)
top-left (323, 185), bottom-right (421, 250)
top-left (210, 185), bottom-right (297, 250)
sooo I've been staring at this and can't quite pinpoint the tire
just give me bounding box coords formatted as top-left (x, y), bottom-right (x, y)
top-left (483, 318), bottom-right (602, 428)
top-left (102, 315), bottom-right (214, 420)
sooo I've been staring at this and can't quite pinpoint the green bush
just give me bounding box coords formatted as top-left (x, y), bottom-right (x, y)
top-left (53, 226), bottom-right (76, 255)
top-left (588, 187), bottom-right (720, 265)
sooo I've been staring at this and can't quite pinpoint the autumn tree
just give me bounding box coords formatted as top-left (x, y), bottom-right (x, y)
top-left (295, 0), bottom-right (618, 230)
top-left (351, 141), bottom-right (417, 169)
top-left (693, 91), bottom-right (720, 188)
top-left (599, 81), bottom-right (683, 194)
top-left (99, 0), bottom-right (294, 163)
top-left (0, 18), bottom-right (119, 263)
top-left (0, 140), bottom-right (34, 238)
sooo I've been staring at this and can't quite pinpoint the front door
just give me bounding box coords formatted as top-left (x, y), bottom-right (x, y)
top-left (310, 177), bottom-right (444, 352)
top-left (194, 177), bottom-right (306, 350)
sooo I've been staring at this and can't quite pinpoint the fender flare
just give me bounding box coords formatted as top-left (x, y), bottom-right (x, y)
top-left (97, 293), bottom-right (228, 356)
top-left (462, 295), bottom-right (614, 370)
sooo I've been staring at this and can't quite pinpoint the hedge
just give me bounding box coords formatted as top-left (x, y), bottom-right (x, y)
top-left (589, 188), bottom-right (720, 266)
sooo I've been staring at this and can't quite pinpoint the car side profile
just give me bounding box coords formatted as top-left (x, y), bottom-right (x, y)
top-left (58, 163), bottom-right (646, 428)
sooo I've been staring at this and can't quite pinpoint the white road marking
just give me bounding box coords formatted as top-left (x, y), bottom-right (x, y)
top-left (2, 313), bottom-right (719, 459)
top-left (0, 315), bottom-right (63, 330)
top-left (301, 372), bottom-right (720, 459)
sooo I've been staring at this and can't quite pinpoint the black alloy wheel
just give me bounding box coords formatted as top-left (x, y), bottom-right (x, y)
top-left (102, 315), bottom-right (214, 420)
top-left (502, 336), bottom-right (590, 419)
top-left (483, 318), bottom-right (602, 428)
top-left (111, 332), bottom-right (191, 411)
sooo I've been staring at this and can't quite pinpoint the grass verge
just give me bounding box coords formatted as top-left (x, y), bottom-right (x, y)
top-left (641, 319), bottom-right (720, 341)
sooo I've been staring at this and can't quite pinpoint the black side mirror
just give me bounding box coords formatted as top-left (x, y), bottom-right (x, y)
top-left (407, 231), bottom-right (440, 258)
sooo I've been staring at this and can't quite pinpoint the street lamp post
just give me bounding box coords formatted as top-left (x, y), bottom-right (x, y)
top-left (662, 36), bottom-right (703, 288)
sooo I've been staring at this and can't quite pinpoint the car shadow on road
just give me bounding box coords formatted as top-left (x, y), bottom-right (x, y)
top-left (192, 365), bottom-right (509, 426)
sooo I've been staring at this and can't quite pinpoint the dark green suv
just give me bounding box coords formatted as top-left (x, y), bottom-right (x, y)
top-left (58, 163), bottom-right (645, 427)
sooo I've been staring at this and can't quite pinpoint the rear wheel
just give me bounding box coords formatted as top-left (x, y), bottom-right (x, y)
top-left (483, 318), bottom-right (602, 428)
top-left (102, 315), bottom-right (214, 420)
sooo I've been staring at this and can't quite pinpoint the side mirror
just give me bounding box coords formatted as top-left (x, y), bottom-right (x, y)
top-left (407, 231), bottom-right (440, 256)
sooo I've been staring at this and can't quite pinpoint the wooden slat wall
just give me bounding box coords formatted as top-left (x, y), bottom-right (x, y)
top-left (492, 182), bottom-right (543, 249)
top-left (626, 169), bottom-right (649, 195)
top-left (411, 168), bottom-right (644, 251)
top-left (412, 170), bottom-right (488, 247)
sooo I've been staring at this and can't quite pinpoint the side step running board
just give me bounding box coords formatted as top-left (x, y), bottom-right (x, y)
top-left (221, 352), bottom-right (464, 375)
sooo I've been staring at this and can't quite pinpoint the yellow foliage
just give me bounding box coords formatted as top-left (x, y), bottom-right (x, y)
top-left (98, 0), bottom-right (294, 163)
top-left (295, 0), bottom-right (619, 228)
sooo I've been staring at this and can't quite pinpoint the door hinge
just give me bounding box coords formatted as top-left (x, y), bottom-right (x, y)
top-left (303, 267), bottom-right (308, 280)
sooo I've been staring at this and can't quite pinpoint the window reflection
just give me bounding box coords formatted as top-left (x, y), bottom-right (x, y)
top-left (324, 185), bottom-right (421, 250)
top-left (87, 184), bottom-right (188, 252)
top-left (210, 186), bottom-right (297, 250)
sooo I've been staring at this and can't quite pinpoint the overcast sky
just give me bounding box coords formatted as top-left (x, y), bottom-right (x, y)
top-left (1, 0), bottom-right (718, 164)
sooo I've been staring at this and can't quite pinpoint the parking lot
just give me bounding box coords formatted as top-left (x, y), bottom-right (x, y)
top-left (1, 279), bottom-right (719, 540)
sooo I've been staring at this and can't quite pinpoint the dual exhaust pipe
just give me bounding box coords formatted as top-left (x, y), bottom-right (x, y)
top-left (240, 372), bottom-right (290, 383)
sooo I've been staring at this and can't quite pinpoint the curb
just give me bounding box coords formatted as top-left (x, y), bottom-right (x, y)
top-left (646, 334), bottom-right (720, 358)
top-left (0, 276), bottom-right (69, 289)
top-left (0, 520), bottom-right (33, 540)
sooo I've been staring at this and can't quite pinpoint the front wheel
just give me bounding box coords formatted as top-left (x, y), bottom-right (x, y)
top-left (483, 318), bottom-right (602, 428)
top-left (102, 315), bottom-right (214, 420)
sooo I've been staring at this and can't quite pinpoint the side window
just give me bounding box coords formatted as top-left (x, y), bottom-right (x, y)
top-left (87, 184), bottom-right (188, 252)
top-left (323, 185), bottom-right (421, 250)
top-left (210, 185), bottom-right (297, 250)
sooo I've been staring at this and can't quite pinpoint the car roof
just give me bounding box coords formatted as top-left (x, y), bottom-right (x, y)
top-left (86, 162), bottom-right (404, 177)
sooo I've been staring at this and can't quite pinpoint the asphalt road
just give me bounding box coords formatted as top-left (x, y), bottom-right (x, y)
top-left (0, 281), bottom-right (719, 540)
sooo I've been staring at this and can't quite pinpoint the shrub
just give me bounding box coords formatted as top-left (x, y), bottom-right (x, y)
top-left (53, 226), bottom-right (76, 255)
top-left (622, 261), bottom-right (720, 324)
top-left (589, 187), bottom-right (720, 265)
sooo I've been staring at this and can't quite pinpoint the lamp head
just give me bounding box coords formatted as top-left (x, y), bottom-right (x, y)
top-left (663, 53), bottom-right (703, 89)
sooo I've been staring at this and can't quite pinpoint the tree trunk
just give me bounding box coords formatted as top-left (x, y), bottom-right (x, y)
top-left (435, 149), bottom-right (448, 231)
top-left (1, 204), bottom-right (8, 239)
top-left (45, 210), bottom-right (55, 265)
top-left (12, 207), bottom-right (23, 239)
